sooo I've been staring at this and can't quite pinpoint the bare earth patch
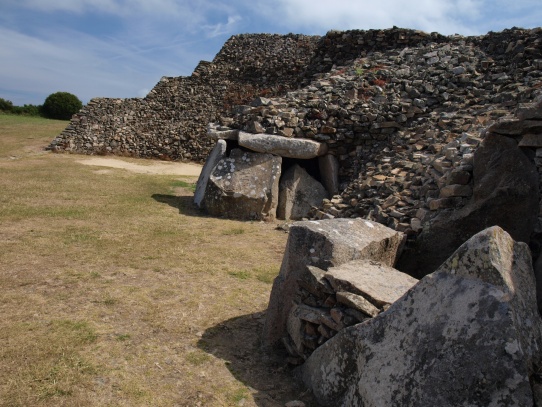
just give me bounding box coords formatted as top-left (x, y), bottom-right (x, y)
top-left (76, 157), bottom-right (203, 176)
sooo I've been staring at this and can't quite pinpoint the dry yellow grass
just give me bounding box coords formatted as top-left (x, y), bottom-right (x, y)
top-left (0, 115), bottom-right (314, 406)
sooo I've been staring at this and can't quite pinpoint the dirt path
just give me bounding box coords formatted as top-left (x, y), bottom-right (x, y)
top-left (76, 157), bottom-right (202, 176)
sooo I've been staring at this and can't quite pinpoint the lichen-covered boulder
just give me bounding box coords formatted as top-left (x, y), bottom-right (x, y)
top-left (262, 218), bottom-right (405, 348)
top-left (277, 164), bottom-right (328, 220)
top-left (202, 149), bottom-right (282, 220)
top-left (300, 226), bottom-right (542, 406)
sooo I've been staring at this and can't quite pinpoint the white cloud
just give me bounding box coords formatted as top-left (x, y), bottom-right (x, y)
top-left (254, 0), bottom-right (484, 35)
top-left (204, 15), bottom-right (243, 38)
top-left (0, 24), bottom-right (208, 105)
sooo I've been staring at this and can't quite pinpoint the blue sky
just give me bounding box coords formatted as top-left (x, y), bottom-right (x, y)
top-left (1, 0), bottom-right (540, 106)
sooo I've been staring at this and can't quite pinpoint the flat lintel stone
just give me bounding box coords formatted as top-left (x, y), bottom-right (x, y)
top-left (238, 131), bottom-right (328, 159)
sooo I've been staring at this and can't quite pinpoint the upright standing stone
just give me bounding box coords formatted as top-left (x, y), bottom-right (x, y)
top-left (194, 139), bottom-right (227, 208)
top-left (399, 132), bottom-right (539, 278)
top-left (277, 164), bottom-right (328, 220)
top-left (318, 154), bottom-right (340, 196)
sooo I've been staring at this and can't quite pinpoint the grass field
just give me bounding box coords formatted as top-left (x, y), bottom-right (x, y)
top-left (0, 114), bottom-right (313, 406)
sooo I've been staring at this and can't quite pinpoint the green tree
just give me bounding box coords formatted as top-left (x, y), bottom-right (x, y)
top-left (0, 98), bottom-right (14, 112)
top-left (42, 92), bottom-right (83, 120)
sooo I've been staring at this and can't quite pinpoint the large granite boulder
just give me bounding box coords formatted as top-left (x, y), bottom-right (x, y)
top-left (262, 218), bottom-right (405, 348)
top-left (238, 131), bottom-right (328, 159)
top-left (202, 149), bottom-right (282, 220)
top-left (277, 164), bottom-right (328, 220)
top-left (300, 226), bottom-right (542, 406)
top-left (399, 132), bottom-right (539, 278)
top-left (194, 139), bottom-right (227, 208)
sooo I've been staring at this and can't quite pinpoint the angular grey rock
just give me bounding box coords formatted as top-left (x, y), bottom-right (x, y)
top-left (487, 118), bottom-right (542, 136)
top-left (202, 149), bottom-right (282, 220)
top-left (298, 265), bottom-right (334, 298)
top-left (324, 260), bottom-right (418, 308)
top-left (277, 164), bottom-right (329, 220)
top-left (300, 227), bottom-right (542, 407)
top-left (318, 154), bottom-right (340, 196)
top-left (516, 99), bottom-right (542, 121)
top-left (262, 218), bottom-right (405, 348)
top-left (206, 123), bottom-right (239, 140)
top-left (238, 131), bottom-right (328, 159)
top-left (194, 139), bottom-right (227, 208)
top-left (335, 291), bottom-right (380, 318)
top-left (439, 184), bottom-right (473, 198)
top-left (519, 133), bottom-right (542, 148)
top-left (399, 133), bottom-right (539, 278)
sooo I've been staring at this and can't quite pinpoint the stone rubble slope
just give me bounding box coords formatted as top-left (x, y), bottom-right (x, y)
top-left (224, 28), bottom-right (542, 238)
top-left (49, 33), bottom-right (320, 162)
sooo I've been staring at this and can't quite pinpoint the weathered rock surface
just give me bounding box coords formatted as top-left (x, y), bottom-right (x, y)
top-left (324, 260), bottom-right (418, 308)
top-left (206, 123), bottom-right (239, 141)
top-left (202, 149), bottom-right (282, 220)
top-left (262, 218), bottom-right (404, 348)
top-left (194, 139), bottom-right (227, 207)
top-left (282, 259), bottom-right (418, 362)
top-left (399, 132), bottom-right (539, 278)
top-left (318, 154), bottom-right (340, 196)
top-left (277, 164), bottom-right (328, 220)
top-left (238, 132), bottom-right (328, 159)
top-left (300, 226), bottom-right (542, 406)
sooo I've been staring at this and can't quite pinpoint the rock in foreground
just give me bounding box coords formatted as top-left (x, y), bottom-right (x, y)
top-left (300, 226), bottom-right (542, 406)
top-left (262, 218), bottom-right (405, 348)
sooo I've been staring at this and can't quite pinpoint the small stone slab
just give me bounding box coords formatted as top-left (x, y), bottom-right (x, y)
top-left (278, 164), bottom-right (328, 220)
top-left (516, 100), bottom-right (542, 121)
top-left (206, 123), bottom-right (239, 140)
top-left (336, 291), bottom-right (380, 317)
top-left (239, 131), bottom-right (328, 159)
top-left (325, 260), bottom-right (418, 307)
top-left (298, 266), bottom-right (334, 298)
top-left (439, 184), bottom-right (473, 198)
top-left (519, 133), bottom-right (542, 148)
top-left (488, 119), bottom-right (542, 136)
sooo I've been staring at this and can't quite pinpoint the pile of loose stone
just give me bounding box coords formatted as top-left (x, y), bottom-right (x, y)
top-left (49, 34), bottom-right (320, 162)
top-left (285, 258), bottom-right (417, 363)
top-left (220, 28), bottom-right (542, 234)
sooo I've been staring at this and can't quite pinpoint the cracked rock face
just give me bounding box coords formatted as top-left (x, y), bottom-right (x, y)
top-left (202, 149), bottom-right (282, 220)
top-left (299, 226), bottom-right (542, 407)
top-left (262, 218), bottom-right (405, 348)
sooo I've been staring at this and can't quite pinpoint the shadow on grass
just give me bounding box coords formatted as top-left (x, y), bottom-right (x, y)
top-left (151, 194), bottom-right (204, 217)
top-left (197, 312), bottom-right (316, 407)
